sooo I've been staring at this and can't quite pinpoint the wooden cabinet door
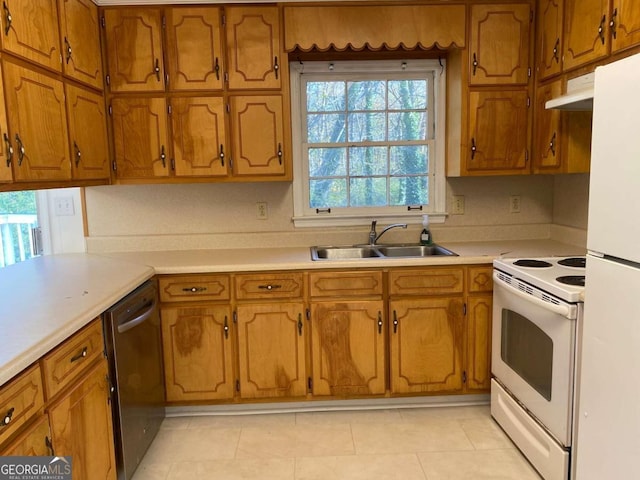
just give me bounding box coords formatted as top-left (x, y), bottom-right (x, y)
top-left (66, 84), bottom-right (110, 180)
top-left (466, 89), bottom-right (529, 174)
top-left (611, 0), bottom-right (640, 53)
top-left (48, 361), bottom-right (117, 480)
top-left (59, 0), bottom-right (103, 89)
top-left (389, 297), bottom-right (464, 393)
top-left (110, 97), bottom-right (170, 179)
top-left (3, 61), bottom-right (71, 182)
top-left (229, 95), bottom-right (285, 177)
top-left (466, 295), bottom-right (492, 392)
top-left (170, 96), bottom-right (228, 177)
top-left (0, 415), bottom-right (51, 456)
top-left (533, 80), bottom-right (562, 173)
top-left (469, 4), bottom-right (531, 85)
top-left (166, 7), bottom-right (224, 91)
top-left (0, 62), bottom-right (12, 183)
top-left (0, 0), bottom-right (61, 72)
top-left (225, 6), bottom-right (281, 90)
top-left (103, 8), bottom-right (165, 92)
top-left (162, 306), bottom-right (234, 402)
top-left (536, 0), bottom-right (564, 80)
top-left (310, 301), bottom-right (386, 396)
top-left (563, 0), bottom-right (610, 71)
top-left (236, 303), bottom-right (306, 399)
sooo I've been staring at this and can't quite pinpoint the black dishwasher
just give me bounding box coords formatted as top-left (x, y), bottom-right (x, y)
top-left (104, 279), bottom-right (165, 480)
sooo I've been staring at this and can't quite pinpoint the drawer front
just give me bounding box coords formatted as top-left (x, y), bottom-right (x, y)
top-left (468, 266), bottom-right (493, 293)
top-left (159, 275), bottom-right (231, 303)
top-left (41, 319), bottom-right (105, 399)
top-left (235, 273), bottom-right (304, 300)
top-left (389, 268), bottom-right (464, 296)
top-left (309, 271), bottom-right (383, 298)
top-left (0, 365), bottom-right (45, 446)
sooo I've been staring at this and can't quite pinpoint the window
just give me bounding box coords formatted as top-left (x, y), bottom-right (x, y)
top-left (0, 191), bottom-right (40, 267)
top-left (291, 60), bottom-right (446, 227)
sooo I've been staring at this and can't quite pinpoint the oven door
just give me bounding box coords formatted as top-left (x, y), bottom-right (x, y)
top-left (492, 270), bottom-right (577, 447)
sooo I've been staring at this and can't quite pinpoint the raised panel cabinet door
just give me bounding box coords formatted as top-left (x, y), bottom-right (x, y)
top-left (170, 96), bottom-right (227, 177)
top-left (225, 6), bottom-right (281, 90)
top-left (166, 7), bottom-right (224, 91)
top-left (563, 0), bottom-right (610, 71)
top-left (310, 301), bottom-right (386, 396)
top-left (229, 95), bottom-right (285, 177)
top-left (466, 295), bottom-right (492, 392)
top-left (66, 84), bottom-right (110, 180)
top-left (0, 61), bottom-right (12, 183)
top-left (48, 361), bottom-right (116, 480)
top-left (466, 89), bottom-right (529, 175)
top-left (389, 297), bottom-right (464, 394)
top-left (469, 4), bottom-right (531, 85)
top-left (59, 0), bottom-right (103, 89)
top-left (0, 415), bottom-right (52, 456)
top-left (611, 0), bottom-right (640, 53)
top-left (536, 0), bottom-right (564, 80)
top-left (533, 80), bottom-right (562, 173)
top-left (236, 303), bottom-right (306, 399)
top-left (103, 8), bottom-right (165, 92)
top-left (162, 306), bottom-right (234, 402)
top-left (110, 97), bottom-right (170, 179)
top-left (0, 0), bottom-right (61, 72)
top-left (3, 61), bottom-right (71, 182)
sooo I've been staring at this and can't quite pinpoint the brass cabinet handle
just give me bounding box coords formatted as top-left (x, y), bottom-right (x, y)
top-left (297, 313), bottom-right (303, 336)
top-left (219, 144), bottom-right (225, 167)
top-left (377, 311), bottom-right (383, 334)
top-left (154, 58), bottom-right (161, 81)
top-left (610, 8), bottom-right (618, 39)
top-left (1, 407), bottom-right (15, 427)
top-left (549, 132), bottom-right (557, 156)
top-left (470, 138), bottom-right (477, 160)
top-left (64, 37), bottom-right (72, 64)
top-left (70, 346), bottom-right (88, 363)
top-left (277, 143), bottom-right (283, 165)
top-left (3, 132), bottom-right (13, 167)
top-left (472, 52), bottom-right (478, 75)
top-left (182, 286), bottom-right (207, 293)
top-left (552, 38), bottom-right (560, 63)
top-left (214, 57), bottom-right (220, 80)
top-left (73, 141), bottom-right (81, 167)
top-left (274, 56), bottom-right (279, 79)
top-left (223, 316), bottom-right (229, 339)
top-left (598, 15), bottom-right (607, 45)
top-left (15, 133), bottom-right (25, 166)
top-left (258, 284), bottom-right (282, 291)
top-left (2, 2), bottom-right (11, 36)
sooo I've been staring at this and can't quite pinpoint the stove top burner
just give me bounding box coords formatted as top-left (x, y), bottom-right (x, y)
top-left (513, 259), bottom-right (553, 268)
top-left (558, 257), bottom-right (587, 268)
top-left (556, 275), bottom-right (586, 287)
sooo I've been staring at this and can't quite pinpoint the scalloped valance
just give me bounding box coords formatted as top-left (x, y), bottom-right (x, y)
top-left (283, 5), bottom-right (466, 52)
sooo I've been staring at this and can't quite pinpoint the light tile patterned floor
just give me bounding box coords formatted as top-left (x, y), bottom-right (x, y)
top-left (132, 405), bottom-right (542, 480)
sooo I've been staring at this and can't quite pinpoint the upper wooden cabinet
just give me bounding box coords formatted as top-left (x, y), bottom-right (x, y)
top-left (103, 8), bottom-right (165, 93)
top-left (469, 4), bottom-right (532, 85)
top-left (59, 0), bottom-right (103, 89)
top-left (0, 61), bottom-right (11, 184)
top-left (536, 0), bottom-right (564, 80)
top-left (225, 6), bottom-right (281, 90)
top-left (165, 7), bottom-right (224, 91)
top-left (0, 0), bottom-right (62, 72)
top-left (563, 0), bottom-right (610, 71)
top-left (610, 0), bottom-right (640, 53)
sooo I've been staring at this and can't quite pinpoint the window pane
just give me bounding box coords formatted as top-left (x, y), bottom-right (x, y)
top-left (348, 112), bottom-right (386, 142)
top-left (390, 146), bottom-right (428, 175)
top-left (310, 179), bottom-right (347, 208)
top-left (350, 177), bottom-right (387, 206)
top-left (388, 80), bottom-right (427, 110)
top-left (308, 113), bottom-right (346, 143)
top-left (307, 81), bottom-right (345, 112)
top-left (388, 112), bottom-right (427, 141)
top-left (349, 147), bottom-right (388, 176)
top-left (347, 81), bottom-right (386, 111)
top-left (309, 148), bottom-right (347, 177)
top-left (0, 191), bottom-right (38, 268)
top-left (390, 176), bottom-right (428, 205)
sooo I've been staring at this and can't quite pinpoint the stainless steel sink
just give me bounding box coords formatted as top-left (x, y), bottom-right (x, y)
top-left (310, 243), bottom-right (457, 260)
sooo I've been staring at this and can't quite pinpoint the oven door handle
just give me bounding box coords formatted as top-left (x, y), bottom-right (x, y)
top-left (493, 272), bottom-right (576, 319)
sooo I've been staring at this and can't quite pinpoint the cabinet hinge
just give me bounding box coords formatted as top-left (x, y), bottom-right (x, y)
top-left (101, 16), bottom-right (106, 28)
top-left (226, 103), bottom-right (230, 114)
top-left (306, 308), bottom-right (311, 321)
top-left (530, 9), bottom-right (534, 22)
top-left (307, 377), bottom-right (313, 392)
top-left (112, 161), bottom-right (117, 172)
top-left (528, 67), bottom-right (532, 78)
top-left (221, 13), bottom-right (226, 26)
top-left (527, 96), bottom-right (531, 108)
top-left (525, 150), bottom-right (529, 163)
top-left (462, 371), bottom-right (467, 384)
top-left (229, 157), bottom-right (234, 170)
top-left (170, 158), bottom-right (175, 171)
top-left (106, 74), bottom-right (110, 86)
top-left (162, 15), bottom-right (166, 28)
top-left (167, 104), bottom-right (172, 115)
top-left (235, 379), bottom-right (240, 392)
top-left (108, 104), bottom-right (113, 115)
top-left (233, 311), bottom-right (237, 323)
top-left (463, 303), bottom-right (467, 316)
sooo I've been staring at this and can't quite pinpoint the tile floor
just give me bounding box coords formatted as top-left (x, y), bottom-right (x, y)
top-left (132, 405), bottom-right (542, 480)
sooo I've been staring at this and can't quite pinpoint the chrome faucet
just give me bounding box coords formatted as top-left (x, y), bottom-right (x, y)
top-left (368, 220), bottom-right (408, 245)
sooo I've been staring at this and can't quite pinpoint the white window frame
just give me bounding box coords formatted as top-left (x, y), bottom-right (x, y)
top-left (290, 59), bottom-right (447, 228)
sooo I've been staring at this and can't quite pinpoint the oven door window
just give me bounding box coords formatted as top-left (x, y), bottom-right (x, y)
top-left (501, 309), bottom-right (553, 401)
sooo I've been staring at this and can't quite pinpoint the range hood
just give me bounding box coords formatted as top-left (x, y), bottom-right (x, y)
top-left (545, 73), bottom-right (594, 111)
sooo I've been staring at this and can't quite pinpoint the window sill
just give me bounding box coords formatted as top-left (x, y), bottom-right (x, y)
top-left (292, 212), bottom-right (447, 228)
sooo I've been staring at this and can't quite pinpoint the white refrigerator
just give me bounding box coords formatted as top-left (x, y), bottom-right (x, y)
top-left (574, 52), bottom-right (640, 479)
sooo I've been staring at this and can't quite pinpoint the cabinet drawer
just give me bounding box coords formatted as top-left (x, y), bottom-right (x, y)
top-left (389, 268), bottom-right (464, 296)
top-left (235, 273), bottom-right (303, 300)
top-left (468, 266), bottom-right (493, 293)
top-left (159, 275), bottom-right (231, 303)
top-left (41, 319), bottom-right (104, 399)
top-left (0, 364), bottom-right (45, 446)
top-left (309, 271), bottom-right (383, 298)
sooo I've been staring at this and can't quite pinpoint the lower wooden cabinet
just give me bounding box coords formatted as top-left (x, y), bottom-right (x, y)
top-left (466, 294), bottom-right (493, 391)
top-left (0, 414), bottom-right (52, 456)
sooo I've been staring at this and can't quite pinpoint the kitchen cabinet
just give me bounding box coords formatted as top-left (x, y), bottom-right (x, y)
top-left (0, 364), bottom-right (45, 447)
top-left (165, 7), bottom-right (224, 91)
top-left (562, 0), bottom-right (610, 71)
top-left (610, 0), bottom-right (640, 54)
top-left (0, 415), bottom-right (52, 456)
top-left (465, 266), bottom-right (493, 392)
top-left (0, 61), bottom-right (11, 184)
top-left (536, 0), bottom-right (564, 80)
top-left (308, 271), bottom-right (385, 396)
top-left (0, 0), bottom-right (62, 72)
top-left (59, 0), bottom-right (103, 89)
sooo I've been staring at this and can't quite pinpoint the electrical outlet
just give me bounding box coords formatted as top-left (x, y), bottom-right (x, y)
top-left (452, 195), bottom-right (465, 215)
top-left (509, 195), bottom-right (521, 213)
top-left (256, 202), bottom-right (268, 220)
top-left (54, 196), bottom-right (75, 216)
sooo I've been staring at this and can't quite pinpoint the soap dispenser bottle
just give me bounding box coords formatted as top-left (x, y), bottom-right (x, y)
top-left (420, 214), bottom-right (433, 245)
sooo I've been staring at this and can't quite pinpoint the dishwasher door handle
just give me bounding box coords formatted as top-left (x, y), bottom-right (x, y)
top-left (117, 299), bottom-right (157, 334)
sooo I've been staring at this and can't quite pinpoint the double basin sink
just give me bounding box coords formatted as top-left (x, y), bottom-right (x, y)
top-left (311, 243), bottom-right (457, 261)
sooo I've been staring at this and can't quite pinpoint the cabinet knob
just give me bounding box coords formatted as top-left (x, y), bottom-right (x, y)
top-left (1, 407), bottom-right (15, 427)
top-left (3, 132), bottom-right (13, 167)
top-left (73, 141), bottom-right (82, 167)
top-left (552, 38), bottom-right (560, 63)
top-left (549, 132), bottom-right (556, 156)
top-left (219, 144), bottom-right (225, 167)
top-left (598, 15), bottom-right (607, 45)
top-left (610, 8), bottom-right (618, 39)
top-left (3, 2), bottom-right (12, 36)
top-left (64, 37), bottom-right (72, 64)
top-left (160, 145), bottom-right (166, 167)
top-left (15, 133), bottom-right (25, 166)
top-left (472, 53), bottom-right (478, 75)
top-left (470, 138), bottom-right (477, 160)
top-left (70, 346), bottom-right (88, 363)
top-left (274, 56), bottom-right (279, 80)
top-left (154, 58), bottom-right (161, 81)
